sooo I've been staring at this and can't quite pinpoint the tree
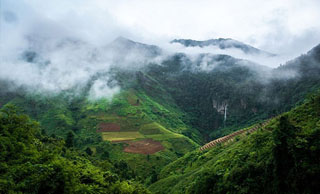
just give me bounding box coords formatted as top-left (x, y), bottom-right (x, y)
top-left (272, 116), bottom-right (296, 193)
top-left (85, 147), bottom-right (93, 156)
top-left (150, 170), bottom-right (158, 184)
top-left (66, 131), bottom-right (74, 148)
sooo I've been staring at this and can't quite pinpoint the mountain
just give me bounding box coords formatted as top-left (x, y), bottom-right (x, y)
top-left (141, 43), bottom-right (320, 139)
top-left (171, 38), bottom-right (276, 56)
top-left (1, 36), bottom-right (320, 193)
top-left (107, 36), bottom-right (162, 59)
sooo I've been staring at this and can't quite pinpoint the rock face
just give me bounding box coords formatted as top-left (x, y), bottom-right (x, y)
top-left (212, 99), bottom-right (228, 115)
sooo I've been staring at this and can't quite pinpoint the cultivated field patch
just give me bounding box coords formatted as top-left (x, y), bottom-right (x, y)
top-left (101, 131), bottom-right (144, 141)
top-left (123, 139), bottom-right (164, 154)
top-left (97, 123), bottom-right (121, 132)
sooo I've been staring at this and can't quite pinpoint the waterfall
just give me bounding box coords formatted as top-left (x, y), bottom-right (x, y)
top-left (224, 104), bottom-right (228, 127)
top-left (224, 104), bottom-right (228, 121)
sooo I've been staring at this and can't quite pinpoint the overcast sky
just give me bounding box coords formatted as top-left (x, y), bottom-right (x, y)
top-left (1, 0), bottom-right (320, 57)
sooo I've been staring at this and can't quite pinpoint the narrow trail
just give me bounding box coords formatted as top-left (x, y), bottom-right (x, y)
top-left (200, 119), bottom-right (272, 151)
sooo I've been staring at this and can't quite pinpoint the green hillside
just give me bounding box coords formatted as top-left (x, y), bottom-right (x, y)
top-left (0, 84), bottom-right (199, 180)
top-left (0, 105), bottom-right (150, 193)
top-left (149, 91), bottom-right (320, 194)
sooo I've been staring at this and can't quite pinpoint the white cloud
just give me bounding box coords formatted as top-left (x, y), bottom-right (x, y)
top-left (3, 0), bottom-right (319, 52)
top-left (100, 0), bottom-right (320, 54)
top-left (88, 78), bottom-right (120, 101)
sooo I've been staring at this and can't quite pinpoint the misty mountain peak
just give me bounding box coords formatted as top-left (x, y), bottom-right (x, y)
top-left (108, 36), bottom-right (162, 57)
top-left (112, 36), bottom-right (136, 45)
top-left (171, 38), bottom-right (275, 56)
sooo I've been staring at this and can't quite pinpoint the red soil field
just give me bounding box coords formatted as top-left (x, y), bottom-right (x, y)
top-left (123, 139), bottom-right (164, 154)
top-left (96, 123), bottom-right (121, 132)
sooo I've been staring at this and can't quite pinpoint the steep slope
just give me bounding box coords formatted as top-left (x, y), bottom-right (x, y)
top-left (141, 43), bottom-right (320, 140)
top-left (265, 44), bottom-right (320, 113)
top-left (143, 53), bottom-right (269, 139)
top-left (0, 81), bottom-right (200, 180)
top-left (149, 91), bottom-right (320, 194)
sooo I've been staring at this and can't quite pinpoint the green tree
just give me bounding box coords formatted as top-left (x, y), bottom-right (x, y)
top-left (272, 116), bottom-right (296, 193)
top-left (85, 147), bottom-right (93, 156)
top-left (66, 131), bottom-right (74, 148)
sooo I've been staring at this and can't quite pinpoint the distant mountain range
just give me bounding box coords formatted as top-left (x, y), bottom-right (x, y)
top-left (171, 38), bottom-right (276, 56)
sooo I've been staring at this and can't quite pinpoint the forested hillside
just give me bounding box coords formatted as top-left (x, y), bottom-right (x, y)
top-left (141, 43), bottom-right (320, 139)
top-left (149, 91), bottom-right (320, 194)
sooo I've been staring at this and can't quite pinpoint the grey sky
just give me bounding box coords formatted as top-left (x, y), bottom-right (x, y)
top-left (2, 0), bottom-right (320, 55)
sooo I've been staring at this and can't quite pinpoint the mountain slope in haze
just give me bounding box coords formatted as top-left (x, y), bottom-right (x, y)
top-left (2, 38), bottom-right (320, 143)
top-left (171, 38), bottom-right (275, 56)
top-left (1, 36), bottom-right (320, 191)
top-left (106, 37), bottom-right (162, 65)
top-left (149, 91), bottom-right (320, 194)
top-left (141, 42), bottom-right (320, 140)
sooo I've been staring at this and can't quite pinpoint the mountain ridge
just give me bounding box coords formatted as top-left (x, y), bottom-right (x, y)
top-left (171, 38), bottom-right (276, 56)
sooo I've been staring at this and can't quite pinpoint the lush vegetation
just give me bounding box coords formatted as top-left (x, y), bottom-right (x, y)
top-left (149, 92), bottom-right (320, 194)
top-left (0, 105), bottom-right (150, 194)
top-left (142, 44), bottom-right (320, 140)
top-left (0, 86), bottom-right (199, 181)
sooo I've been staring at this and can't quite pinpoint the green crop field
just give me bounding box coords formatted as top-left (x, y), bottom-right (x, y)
top-left (101, 131), bottom-right (144, 141)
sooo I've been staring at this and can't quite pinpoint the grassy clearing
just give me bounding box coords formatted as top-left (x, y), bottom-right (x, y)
top-left (101, 131), bottom-right (144, 141)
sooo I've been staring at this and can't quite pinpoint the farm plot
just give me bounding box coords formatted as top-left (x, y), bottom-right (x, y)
top-left (96, 123), bottom-right (121, 132)
top-left (123, 139), bottom-right (164, 154)
top-left (101, 132), bottom-right (144, 141)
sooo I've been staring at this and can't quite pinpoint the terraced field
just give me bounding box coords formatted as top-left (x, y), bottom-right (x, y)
top-left (101, 131), bottom-right (144, 141)
top-left (200, 119), bottom-right (272, 151)
top-left (123, 139), bottom-right (165, 154)
top-left (92, 90), bottom-right (199, 158)
top-left (99, 121), bottom-right (189, 154)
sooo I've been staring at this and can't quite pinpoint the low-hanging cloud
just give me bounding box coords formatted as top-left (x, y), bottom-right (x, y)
top-left (1, 0), bottom-right (319, 100)
top-left (165, 42), bottom-right (292, 68)
top-left (0, 0), bottom-right (159, 100)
